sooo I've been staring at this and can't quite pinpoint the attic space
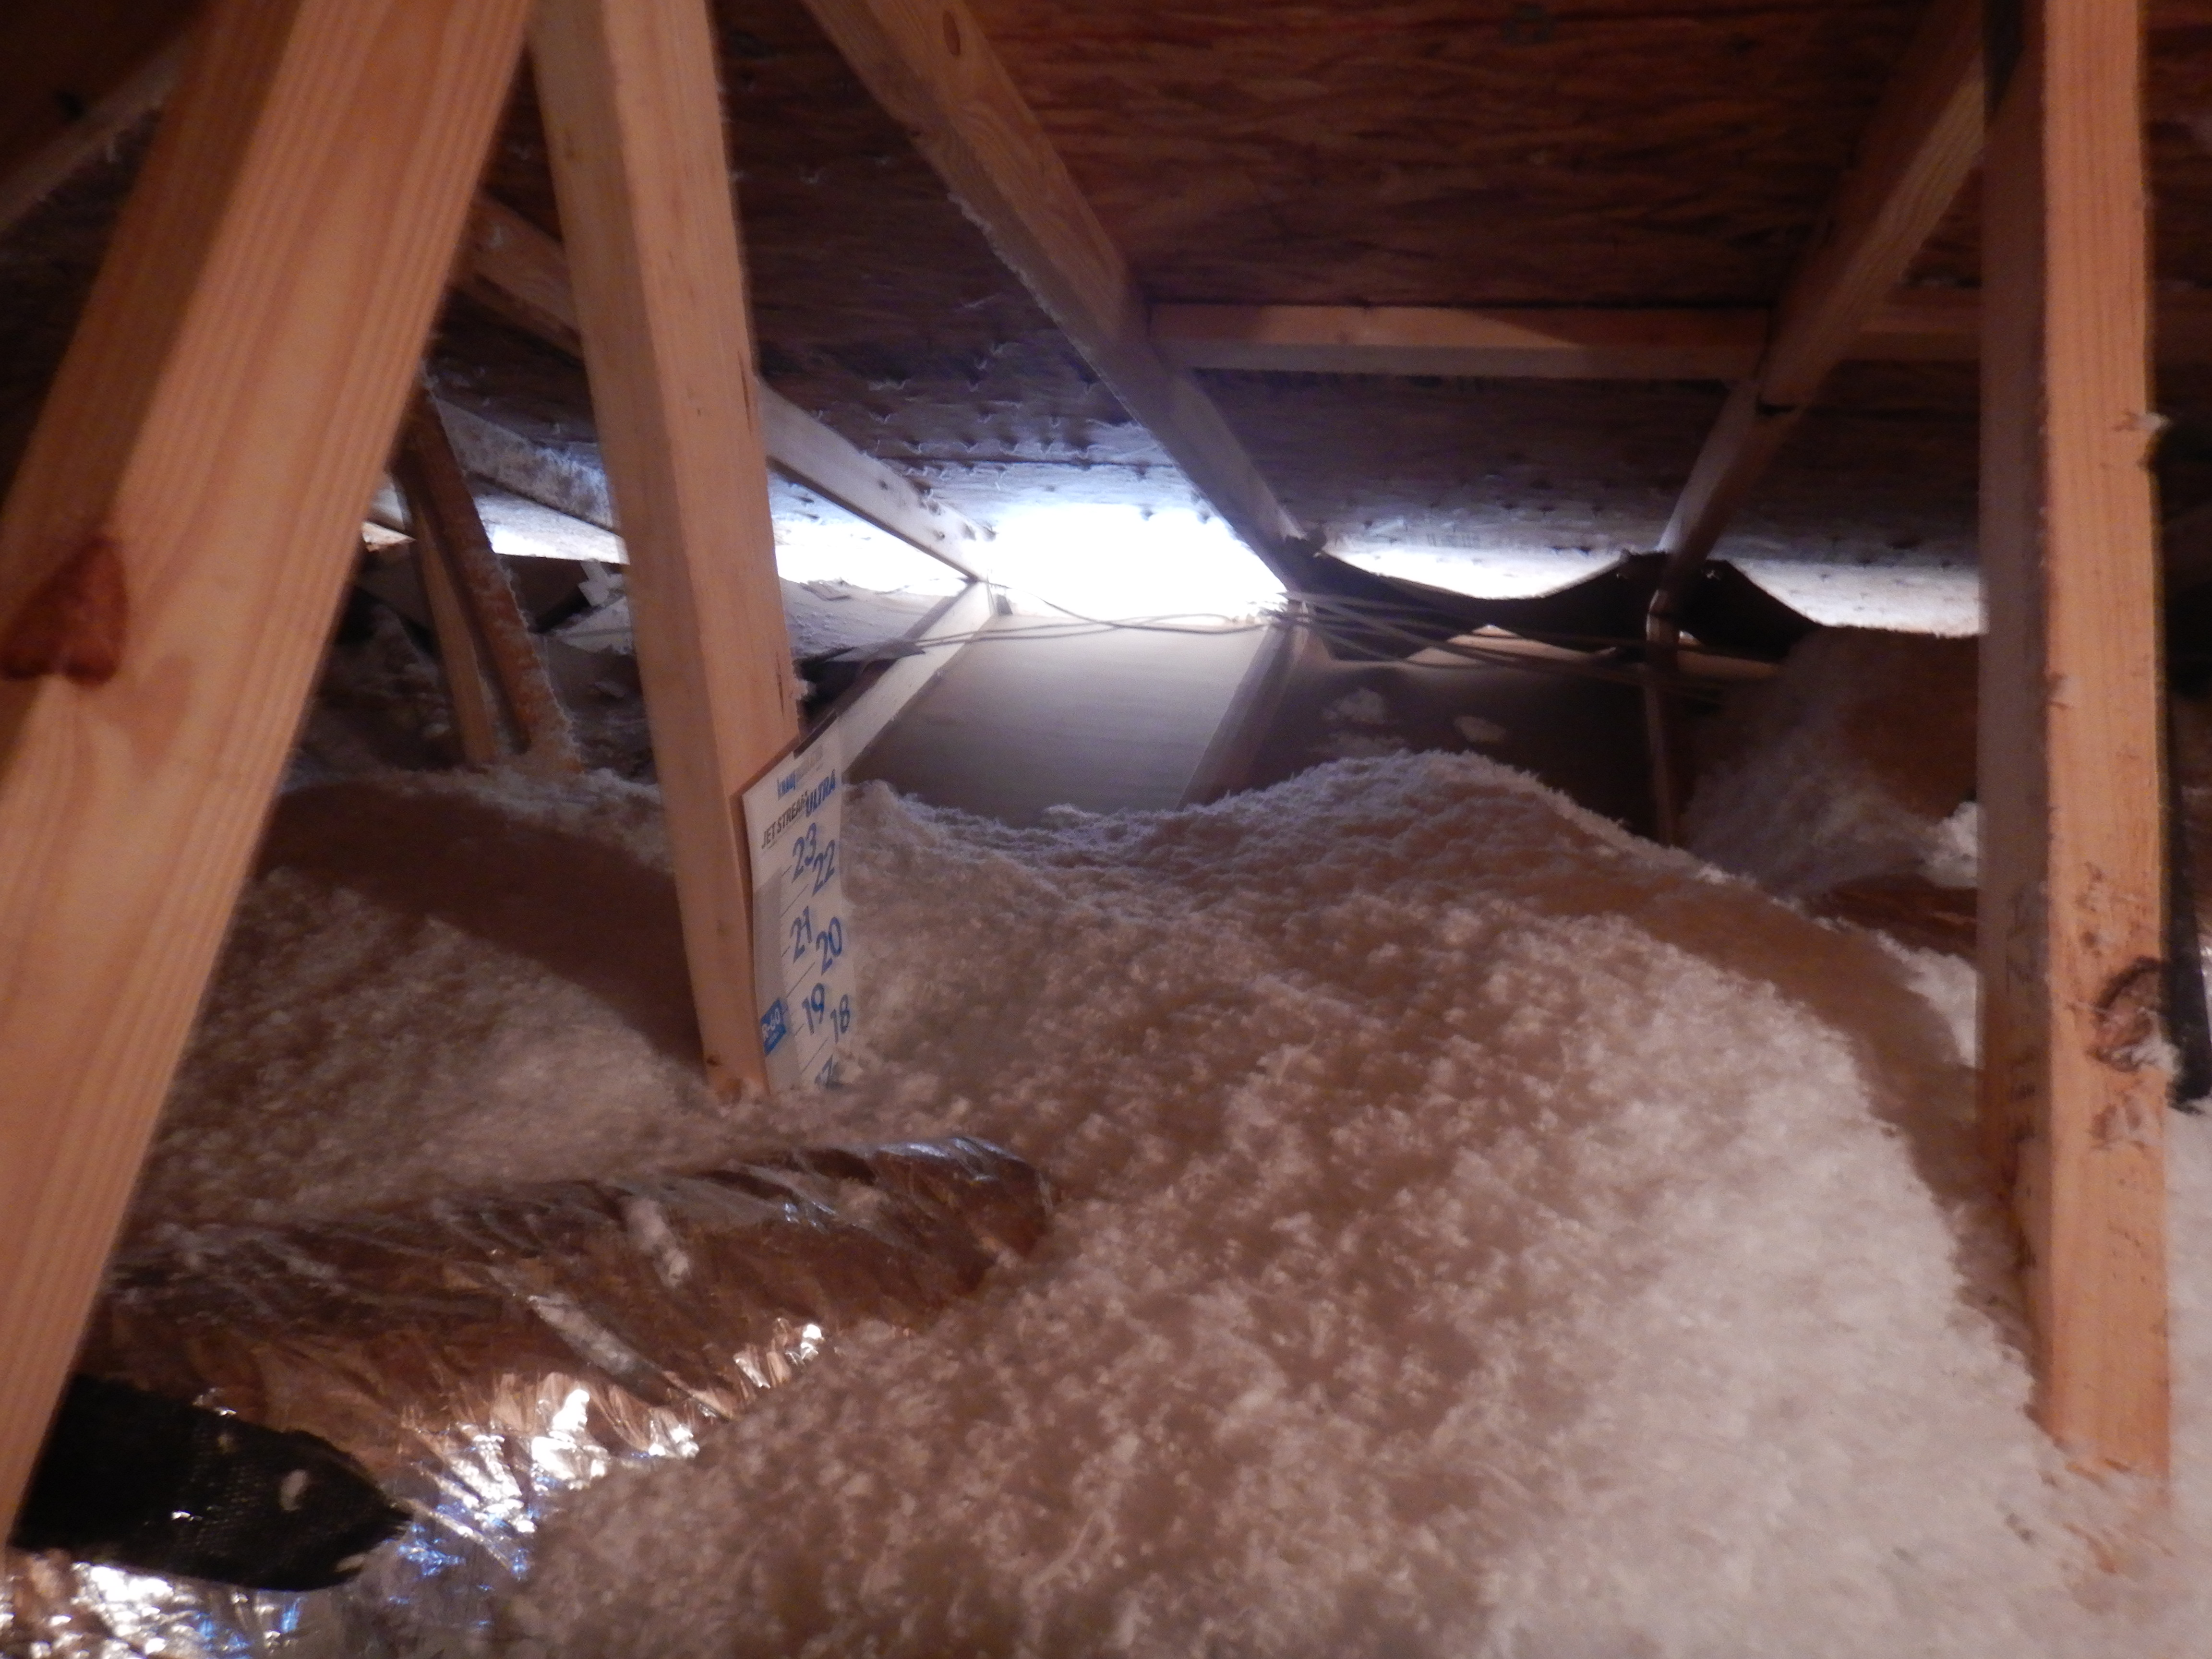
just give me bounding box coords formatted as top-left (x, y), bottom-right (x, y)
top-left (6, 0), bottom-right (2212, 1654)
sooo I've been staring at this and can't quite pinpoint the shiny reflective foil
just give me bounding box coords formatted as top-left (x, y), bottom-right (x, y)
top-left (2, 1138), bottom-right (1048, 1657)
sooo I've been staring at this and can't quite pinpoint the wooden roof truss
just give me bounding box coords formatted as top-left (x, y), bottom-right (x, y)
top-left (0, 0), bottom-right (2178, 1535)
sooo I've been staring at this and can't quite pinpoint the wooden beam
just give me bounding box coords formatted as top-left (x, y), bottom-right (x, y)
top-left (755, 384), bottom-right (986, 579)
top-left (435, 396), bottom-right (620, 532)
top-left (1866, 288), bottom-right (2212, 362)
top-left (462, 193), bottom-right (987, 578)
top-left (0, 0), bottom-right (530, 1537)
top-left (1745, 0), bottom-right (1985, 409)
top-left (1857, 286), bottom-right (1981, 361)
top-left (1183, 609), bottom-right (1304, 806)
top-left (1641, 0), bottom-right (1984, 840)
top-left (1980, 0), bottom-right (2168, 1476)
top-left (796, 0), bottom-right (1312, 578)
top-left (1151, 293), bottom-right (2212, 377)
top-left (457, 193), bottom-right (585, 355)
top-left (531, 0), bottom-right (798, 1096)
top-left (392, 383), bottom-right (584, 772)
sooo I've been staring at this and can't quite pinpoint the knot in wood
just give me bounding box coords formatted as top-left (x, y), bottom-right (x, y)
top-left (0, 533), bottom-right (127, 685)
top-left (2090, 956), bottom-right (2165, 1072)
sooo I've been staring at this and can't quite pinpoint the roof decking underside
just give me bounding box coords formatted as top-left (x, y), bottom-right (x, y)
top-left (972, 0), bottom-right (1924, 306)
top-left (7, 0), bottom-right (2212, 569)
top-left (970, 0), bottom-right (2212, 299)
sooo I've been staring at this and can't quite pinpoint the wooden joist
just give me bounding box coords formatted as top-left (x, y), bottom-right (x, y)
top-left (797, 0), bottom-right (1313, 578)
top-left (2, 75), bottom-right (990, 581)
top-left (1855, 286), bottom-right (1981, 362)
top-left (1979, 0), bottom-right (2168, 1476)
top-left (462, 194), bottom-right (987, 579)
top-left (532, 0), bottom-right (799, 1097)
top-left (1150, 290), bottom-right (2212, 378)
top-left (0, 14), bottom-right (992, 591)
top-left (0, 0), bottom-right (532, 1536)
top-left (434, 395), bottom-right (620, 532)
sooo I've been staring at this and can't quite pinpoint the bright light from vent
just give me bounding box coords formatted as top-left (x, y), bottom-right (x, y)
top-left (771, 512), bottom-right (967, 595)
top-left (983, 503), bottom-right (1282, 621)
top-left (1335, 542), bottom-right (1618, 599)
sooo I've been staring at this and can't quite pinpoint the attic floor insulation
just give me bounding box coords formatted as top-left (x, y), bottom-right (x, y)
top-left (37, 743), bottom-right (2212, 1657)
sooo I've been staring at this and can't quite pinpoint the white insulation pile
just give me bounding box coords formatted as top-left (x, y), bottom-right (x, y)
top-left (130, 752), bottom-right (2212, 1656)
top-left (1686, 627), bottom-right (1979, 897)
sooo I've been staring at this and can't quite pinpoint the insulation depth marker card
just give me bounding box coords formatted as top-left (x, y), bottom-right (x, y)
top-left (740, 726), bottom-right (856, 1091)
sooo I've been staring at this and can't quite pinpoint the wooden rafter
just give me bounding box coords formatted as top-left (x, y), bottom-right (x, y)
top-left (797, 0), bottom-right (1313, 580)
top-left (1639, 0), bottom-right (1984, 840)
top-left (432, 395), bottom-right (619, 530)
top-left (1151, 291), bottom-right (2212, 378)
top-left (756, 386), bottom-right (986, 578)
top-left (462, 193), bottom-right (987, 580)
top-left (1980, 0), bottom-right (2168, 1477)
top-left (457, 193), bottom-right (588, 355)
top-left (0, 0), bottom-right (533, 1536)
top-left (531, 0), bottom-right (799, 1097)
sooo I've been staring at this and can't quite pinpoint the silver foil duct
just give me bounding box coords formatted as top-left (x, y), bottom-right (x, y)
top-left (2, 1137), bottom-right (1050, 1657)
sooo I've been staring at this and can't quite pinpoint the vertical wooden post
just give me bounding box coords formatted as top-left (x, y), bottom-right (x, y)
top-left (1980, 0), bottom-right (2169, 1474)
top-left (0, 0), bottom-right (533, 1533)
top-left (531, 0), bottom-right (799, 1094)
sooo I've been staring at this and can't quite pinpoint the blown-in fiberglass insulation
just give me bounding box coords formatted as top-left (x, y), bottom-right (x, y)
top-left (119, 753), bottom-right (2212, 1656)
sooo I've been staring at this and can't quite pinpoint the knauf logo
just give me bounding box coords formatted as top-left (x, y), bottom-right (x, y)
top-left (759, 771), bottom-right (838, 851)
top-left (776, 769), bottom-right (800, 797)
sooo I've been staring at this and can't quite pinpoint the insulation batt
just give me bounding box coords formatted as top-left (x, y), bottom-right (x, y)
top-left (90, 754), bottom-right (2212, 1655)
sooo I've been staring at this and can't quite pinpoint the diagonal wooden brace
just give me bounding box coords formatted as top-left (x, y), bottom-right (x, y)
top-left (0, 0), bottom-right (536, 1535)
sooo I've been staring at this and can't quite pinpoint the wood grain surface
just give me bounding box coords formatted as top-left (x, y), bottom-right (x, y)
top-left (1981, 0), bottom-right (2170, 1477)
top-left (0, 0), bottom-right (532, 1535)
top-left (533, 0), bottom-right (800, 1094)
